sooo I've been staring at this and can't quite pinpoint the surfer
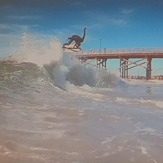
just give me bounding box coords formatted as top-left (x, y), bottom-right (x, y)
top-left (63, 27), bottom-right (86, 49)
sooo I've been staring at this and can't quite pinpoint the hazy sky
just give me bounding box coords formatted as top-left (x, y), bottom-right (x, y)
top-left (1, 0), bottom-right (163, 56)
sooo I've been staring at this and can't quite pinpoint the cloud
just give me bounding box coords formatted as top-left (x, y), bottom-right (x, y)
top-left (0, 23), bottom-right (29, 32)
top-left (0, 33), bottom-right (21, 43)
top-left (88, 12), bottom-right (127, 27)
top-left (64, 0), bottom-right (81, 6)
top-left (120, 8), bottom-right (135, 15)
top-left (7, 15), bottom-right (41, 20)
top-left (0, 23), bottom-right (40, 34)
top-left (0, 24), bottom-right (10, 30)
top-left (86, 7), bottom-right (136, 29)
top-left (0, 33), bottom-right (22, 56)
top-left (108, 18), bottom-right (127, 26)
top-left (0, 0), bottom-right (79, 8)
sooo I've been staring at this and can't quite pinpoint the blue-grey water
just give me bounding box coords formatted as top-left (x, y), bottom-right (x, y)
top-left (0, 38), bottom-right (163, 163)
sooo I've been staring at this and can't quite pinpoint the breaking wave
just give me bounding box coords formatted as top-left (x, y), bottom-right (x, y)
top-left (0, 33), bottom-right (120, 92)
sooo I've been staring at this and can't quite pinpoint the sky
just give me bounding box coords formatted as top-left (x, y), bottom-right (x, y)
top-left (0, 0), bottom-right (163, 74)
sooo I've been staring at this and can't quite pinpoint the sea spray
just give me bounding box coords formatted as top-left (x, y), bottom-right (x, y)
top-left (96, 69), bottom-right (119, 88)
top-left (17, 32), bottom-right (63, 66)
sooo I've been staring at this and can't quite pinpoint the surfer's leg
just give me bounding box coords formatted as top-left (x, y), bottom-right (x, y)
top-left (74, 42), bottom-right (81, 48)
top-left (67, 39), bottom-right (73, 45)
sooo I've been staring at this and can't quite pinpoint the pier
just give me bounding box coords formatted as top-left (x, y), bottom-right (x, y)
top-left (77, 48), bottom-right (163, 80)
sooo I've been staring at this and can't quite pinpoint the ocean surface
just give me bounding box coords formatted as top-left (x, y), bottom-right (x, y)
top-left (0, 35), bottom-right (163, 163)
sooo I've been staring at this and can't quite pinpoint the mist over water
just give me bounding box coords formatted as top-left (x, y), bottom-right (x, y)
top-left (0, 33), bottom-right (163, 163)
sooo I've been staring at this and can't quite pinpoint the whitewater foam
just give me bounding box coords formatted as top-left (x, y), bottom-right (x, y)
top-left (116, 96), bottom-right (163, 109)
top-left (139, 99), bottom-right (163, 109)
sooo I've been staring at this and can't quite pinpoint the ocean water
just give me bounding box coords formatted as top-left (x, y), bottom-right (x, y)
top-left (0, 34), bottom-right (163, 163)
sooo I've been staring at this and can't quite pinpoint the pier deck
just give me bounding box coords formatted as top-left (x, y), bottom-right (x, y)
top-left (77, 48), bottom-right (163, 79)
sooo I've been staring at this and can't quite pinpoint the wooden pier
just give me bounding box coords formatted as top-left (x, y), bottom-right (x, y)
top-left (77, 48), bottom-right (163, 80)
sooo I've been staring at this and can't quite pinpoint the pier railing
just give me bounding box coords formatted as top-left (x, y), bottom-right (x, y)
top-left (83, 48), bottom-right (163, 55)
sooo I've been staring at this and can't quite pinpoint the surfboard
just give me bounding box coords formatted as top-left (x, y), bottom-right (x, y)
top-left (63, 45), bottom-right (81, 52)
